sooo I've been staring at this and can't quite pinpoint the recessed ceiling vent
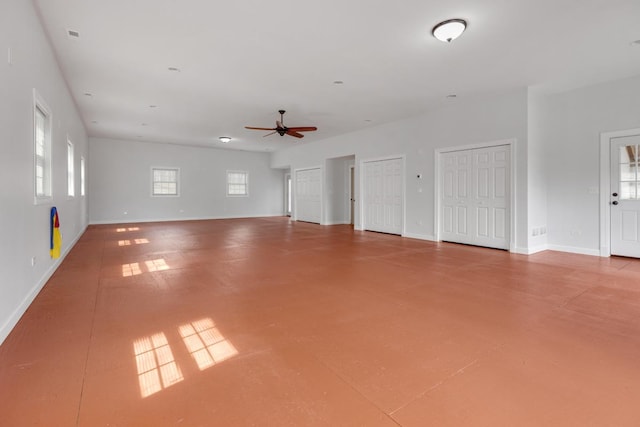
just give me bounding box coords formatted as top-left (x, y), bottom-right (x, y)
top-left (67, 29), bottom-right (80, 38)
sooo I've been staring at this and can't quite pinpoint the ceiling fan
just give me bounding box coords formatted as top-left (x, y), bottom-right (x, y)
top-left (245, 110), bottom-right (317, 139)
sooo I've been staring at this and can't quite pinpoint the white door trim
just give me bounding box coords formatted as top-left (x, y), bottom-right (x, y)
top-left (434, 139), bottom-right (517, 252)
top-left (293, 166), bottom-right (323, 224)
top-left (359, 155), bottom-right (406, 235)
top-left (348, 165), bottom-right (355, 225)
top-left (284, 172), bottom-right (291, 216)
top-left (599, 128), bottom-right (640, 257)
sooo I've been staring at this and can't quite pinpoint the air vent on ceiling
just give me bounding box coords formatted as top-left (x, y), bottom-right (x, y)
top-left (67, 29), bottom-right (80, 38)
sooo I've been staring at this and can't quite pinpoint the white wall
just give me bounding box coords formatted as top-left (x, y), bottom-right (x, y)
top-left (544, 75), bottom-right (640, 254)
top-left (526, 89), bottom-right (549, 253)
top-left (0, 0), bottom-right (89, 344)
top-left (89, 138), bottom-right (284, 223)
top-left (272, 88), bottom-right (529, 250)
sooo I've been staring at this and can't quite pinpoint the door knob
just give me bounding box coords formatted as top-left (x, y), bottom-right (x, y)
top-left (612, 192), bottom-right (618, 197)
top-left (612, 201), bottom-right (619, 205)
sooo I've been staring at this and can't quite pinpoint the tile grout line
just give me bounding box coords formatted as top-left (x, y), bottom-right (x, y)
top-left (74, 235), bottom-right (105, 427)
top-left (389, 342), bottom-right (504, 417)
top-left (308, 352), bottom-right (403, 426)
top-left (388, 358), bottom-right (480, 417)
top-left (559, 287), bottom-right (593, 309)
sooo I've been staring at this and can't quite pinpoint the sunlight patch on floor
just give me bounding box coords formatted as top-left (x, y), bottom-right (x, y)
top-left (118, 238), bottom-right (150, 246)
top-left (122, 262), bottom-right (142, 277)
top-left (121, 259), bottom-right (169, 277)
top-left (179, 318), bottom-right (238, 371)
top-left (116, 227), bottom-right (140, 232)
top-left (134, 333), bottom-right (183, 398)
top-left (145, 258), bottom-right (170, 272)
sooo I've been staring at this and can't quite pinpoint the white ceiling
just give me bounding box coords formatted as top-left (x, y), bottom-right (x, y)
top-left (34, 0), bottom-right (640, 152)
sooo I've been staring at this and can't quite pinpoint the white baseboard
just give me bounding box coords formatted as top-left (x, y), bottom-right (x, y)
top-left (0, 226), bottom-right (87, 346)
top-left (546, 244), bottom-right (601, 257)
top-left (402, 232), bottom-right (436, 242)
top-left (89, 213), bottom-right (285, 225)
top-left (511, 244), bottom-right (548, 255)
top-left (322, 221), bottom-right (351, 226)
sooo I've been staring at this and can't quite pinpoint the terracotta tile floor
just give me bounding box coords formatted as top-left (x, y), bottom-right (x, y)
top-left (2, 217), bottom-right (640, 426)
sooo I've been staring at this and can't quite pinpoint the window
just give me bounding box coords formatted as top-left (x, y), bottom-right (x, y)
top-left (152, 167), bottom-right (179, 196)
top-left (34, 90), bottom-right (52, 203)
top-left (619, 144), bottom-right (639, 199)
top-left (227, 171), bottom-right (248, 196)
top-left (67, 139), bottom-right (75, 197)
top-left (80, 156), bottom-right (86, 196)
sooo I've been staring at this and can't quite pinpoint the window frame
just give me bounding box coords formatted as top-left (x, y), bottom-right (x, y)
top-left (33, 89), bottom-right (53, 205)
top-left (151, 167), bottom-right (180, 197)
top-left (67, 138), bottom-right (75, 198)
top-left (80, 156), bottom-right (86, 197)
top-left (226, 170), bottom-right (249, 197)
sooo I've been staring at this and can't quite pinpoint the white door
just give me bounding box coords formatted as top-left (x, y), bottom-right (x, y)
top-left (363, 158), bottom-right (403, 234)
top-left (440, 145), bottom-right (510, 249)
top-left (295, 168), bottom-right (321, 224)
top-left (610, 135), bottom-right (640, 257)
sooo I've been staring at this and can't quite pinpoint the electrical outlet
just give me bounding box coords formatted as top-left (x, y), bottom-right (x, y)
top-left (31, 256), bottom-right (36, 266)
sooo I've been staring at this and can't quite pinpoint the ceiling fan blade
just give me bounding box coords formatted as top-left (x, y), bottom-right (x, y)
top-left (286, 130), bottom-right (305, 138)
top-left (286, 127), bottom-right (317, 132)
top-left (263, 131), bottom-right (277, 137)
top-left (245, 126), bottom-right (277, 131)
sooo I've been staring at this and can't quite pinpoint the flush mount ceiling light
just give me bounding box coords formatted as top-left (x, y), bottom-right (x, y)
top-left (432, 19), bottom-right (467, 42)
top-left (219, 136), bottom-right (231, 143)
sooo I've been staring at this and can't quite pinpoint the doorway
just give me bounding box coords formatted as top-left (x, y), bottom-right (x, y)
top-left (294, 167), bottom-right (322, 224)
top-left (349, 166), bottom-right (355, 225)
top-left (435, 141), bottom-right (514, 251)
top-left (602, 130), bottom-right (640, 257)
top-left (285, 173), bottom-right (292, 216)
top-left (361, 156), bottom-right (404, 235)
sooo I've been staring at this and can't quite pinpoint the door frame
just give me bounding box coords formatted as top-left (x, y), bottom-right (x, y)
top-left (284, 172), bottom-right (291, 216)
top-left (349, 165), bottom-right (355, 225)
top-left (434, 139), bottom-right (516, 252)
top-left (358, 154), bottom-right (406, 235)
top-left (599, 127), bottom-right (640, 257)
top-left (293, 166), bottom-right (323, 224)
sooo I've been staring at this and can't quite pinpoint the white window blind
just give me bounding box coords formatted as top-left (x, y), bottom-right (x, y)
top-left (152, 168), bottom-right (179, 196)
top-left (80, 157), bottom-right (86, 196)
top-left (67, 140), bottom-right (75, 197)
top-left (227, 171), bottom-right (248, 196)
top-left (34, 91), bottom-right (52, 203)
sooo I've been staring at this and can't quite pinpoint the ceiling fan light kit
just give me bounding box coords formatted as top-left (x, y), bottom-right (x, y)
top-left (245, 110), bottom-right (317, 139)
top-left (432, 19), bottom-right (467, 42)
top-left (219, 136), bottom-right (231, 143)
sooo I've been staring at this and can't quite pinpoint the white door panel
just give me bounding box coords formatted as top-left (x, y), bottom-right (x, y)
top-left (611, 135), bottom-right (640, 257)
top-left (440, 145), bottom-right (510, 249)
top-left (363, 158), bottom-right (403, 235)
top-left (295, 168), bottom-right (321, 224)
top-left (457, 206), bottom-right (467, 235)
